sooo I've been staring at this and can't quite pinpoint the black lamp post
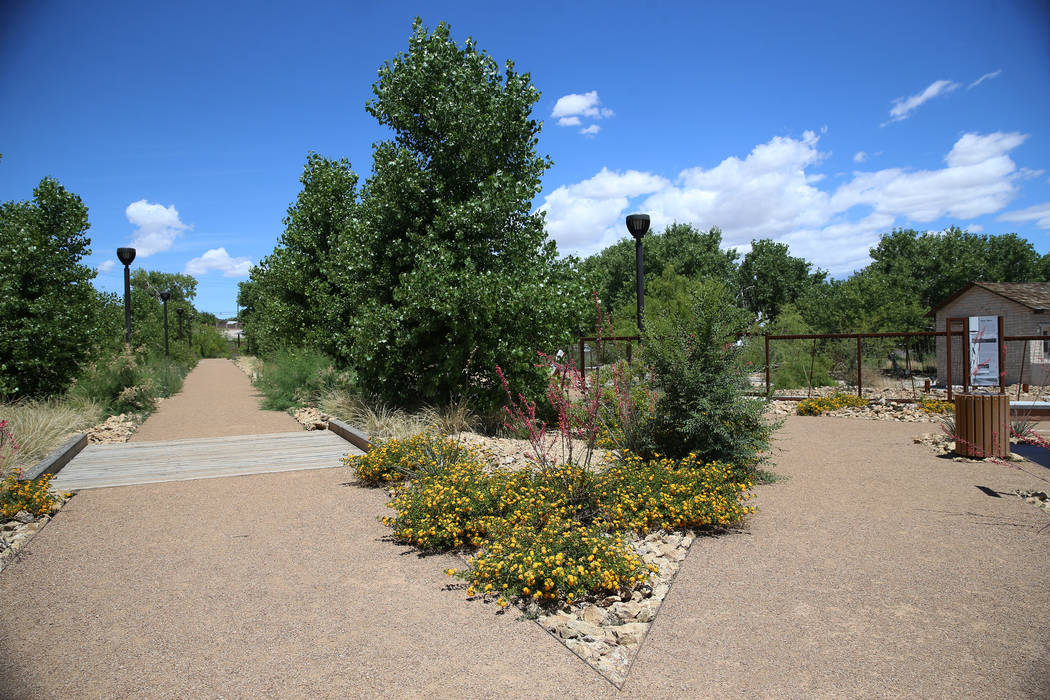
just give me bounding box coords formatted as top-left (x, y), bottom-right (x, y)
top-left (176, 307), bottom-right (184, 341)
top-left (116, 247), bottom-right (136, 344)
top-left (625, 214), bottom-right (651, 334)
top-left (159, 289), bottom-right (171, 358)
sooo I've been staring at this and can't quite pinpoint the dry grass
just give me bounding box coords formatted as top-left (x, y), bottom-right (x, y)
top-left (0, 398), bottom-right (103, 476)
top-left (319, 390), bottom-right (479, 440)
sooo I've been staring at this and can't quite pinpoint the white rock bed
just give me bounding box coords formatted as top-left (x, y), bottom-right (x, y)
top-left (767, 398), bottom-right (941, 422)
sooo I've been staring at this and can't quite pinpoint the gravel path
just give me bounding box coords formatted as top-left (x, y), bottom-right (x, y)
top-left (1, 414), bottom-right (1047, 697)
top-left (131, 358), bottom-right (301, 442)
top-left (624, 416), bottom-right (1050, 698)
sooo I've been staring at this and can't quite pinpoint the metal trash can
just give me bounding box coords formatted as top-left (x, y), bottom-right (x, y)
top-left (953, 393), bottom-right (1010, 458)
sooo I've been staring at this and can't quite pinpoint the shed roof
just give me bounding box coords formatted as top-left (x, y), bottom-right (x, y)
top-left (928, 282), bottom-right (1050, 316)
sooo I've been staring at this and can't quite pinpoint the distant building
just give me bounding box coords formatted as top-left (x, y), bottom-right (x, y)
top-left (929, 282), bottom-right (1050, 386)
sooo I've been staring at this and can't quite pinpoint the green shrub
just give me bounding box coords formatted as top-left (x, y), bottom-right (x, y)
top-left (69, 348), bottom-right (192, 415)
top-left (254, 348), bottom-right (353, 411)
top-left (643, 281), bottom-right (778, 468)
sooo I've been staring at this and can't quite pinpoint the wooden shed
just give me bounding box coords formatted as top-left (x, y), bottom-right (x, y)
top-left (929, 282), bottom-right (1050, 386)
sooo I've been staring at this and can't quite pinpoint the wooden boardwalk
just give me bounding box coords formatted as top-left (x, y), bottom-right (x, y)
top-left (52, 431), bottom-right (361, 490)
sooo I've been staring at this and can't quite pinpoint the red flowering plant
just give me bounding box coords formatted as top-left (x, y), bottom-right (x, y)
top-left (496, 294), bottom-right (656, 471)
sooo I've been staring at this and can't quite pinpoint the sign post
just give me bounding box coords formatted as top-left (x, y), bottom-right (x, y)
top-left (967, 315), bottom-right (1000, 388)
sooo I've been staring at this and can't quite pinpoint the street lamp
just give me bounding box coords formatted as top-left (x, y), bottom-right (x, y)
top-left (159, 289), bottom-right (171, 358)
top-left (116, 247), bottom-right (136, 344)
top-left (625, 214), bottom-right (651, 334)
top-left (176, 307), bottom-right (184, 341)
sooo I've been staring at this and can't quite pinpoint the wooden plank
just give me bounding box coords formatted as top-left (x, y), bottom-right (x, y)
top-left (51, 430), bottom-right (362, 490)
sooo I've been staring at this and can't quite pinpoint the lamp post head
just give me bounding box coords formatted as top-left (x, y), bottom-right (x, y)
top-left (626, 214), bottom-right (650, 240)
top-left (116, 247), bottom-right (136, 266)
top-left (176, 307), bottom-right (184, 317)
top-left (159, 289), bottom-right (171, 302)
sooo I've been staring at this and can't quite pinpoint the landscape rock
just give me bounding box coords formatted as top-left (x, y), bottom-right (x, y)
top-left (14, 510), bottom-right (34, 524)
top-left (293, 407), bottom-right (328, 431)
top-left (86, 413), bottom-right (139, 444)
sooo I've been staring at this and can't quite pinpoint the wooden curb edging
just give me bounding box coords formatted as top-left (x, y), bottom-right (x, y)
top-left (20, 434), bottom-right (88, 481)
top-left (327, 418), bottom-right (372, 452)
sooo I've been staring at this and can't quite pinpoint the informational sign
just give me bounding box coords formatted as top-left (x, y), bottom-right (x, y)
top-left (968, 316), bottom-right (1000, 386)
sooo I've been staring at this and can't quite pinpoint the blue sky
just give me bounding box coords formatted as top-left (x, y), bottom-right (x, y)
top-left (2, 0), bottom-right (1048, 316)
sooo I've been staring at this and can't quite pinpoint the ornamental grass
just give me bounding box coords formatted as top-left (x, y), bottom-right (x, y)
top-left (796, 393), bottom-right (868, 415)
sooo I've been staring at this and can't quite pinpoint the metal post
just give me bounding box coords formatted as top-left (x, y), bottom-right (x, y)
top-left (962, 317), bottom-right (970, 395)
top-left (998, 316), bottom-right (1006, 394)
top-left (856, 335), bottom-right (863, 398)
top-left (162, 298), bottom-right (170, 358)
top-left (764, 334), bottom-right (771, 396)
top-left (1019, 340), bottom-right (1028, 400)
top-left (579, 338), bottom-right (586, 380)
top-left (634, 237), bottom-right (645, 334)
top-left (946, 323), bottom-right (953, 402)
top-left (626, 341), bottom-right (632, 365)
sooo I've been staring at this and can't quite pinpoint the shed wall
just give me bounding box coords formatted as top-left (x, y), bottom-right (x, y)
top-left (934, 288), bottom-right (1050, 386)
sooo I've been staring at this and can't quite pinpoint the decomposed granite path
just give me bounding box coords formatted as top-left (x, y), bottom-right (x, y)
top-left (132, 358), bottom-right (302, 441)
top-left (2, 415), bottom-right (1048, 697)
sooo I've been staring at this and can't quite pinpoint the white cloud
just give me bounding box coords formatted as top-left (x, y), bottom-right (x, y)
top-left (558, 116), bottom-right (581, 127)
top-left (968, 69), bottom-right (1002, 89)
top-left (541, 130), bottom-right (1031, 275)
top-left (184, 247), bottom-right (252, 278)
top-left (884, 79), bottom-right (961, 124)
top-left (580, 124), bottom-right (601, 136)
top-left (125, 200), bottom-right (190, 256)
top-left (966, 223), bottom-right (985, 233)
top-left (998, 201), bottom-right (1050, 229)
top-left (853, 151), bottom-right (868, 163)
top-left (539, 168), bottom-right (669, 250)
top-left (96, 259), bottom-right (115, 274)
top-left (551, 91), bottom-right (614, 120)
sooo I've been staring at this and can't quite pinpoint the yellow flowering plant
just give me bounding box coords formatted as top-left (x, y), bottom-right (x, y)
top-left (796, 393), bottom-right (868, 415)
top-left (1, 471), bottom-right (64, 518)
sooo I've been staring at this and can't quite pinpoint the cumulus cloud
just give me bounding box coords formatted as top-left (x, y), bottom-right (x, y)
top-left (969, 69), bottom-right (1002, 89)
top-left (558, 116), bottom-right (581, 127)
top-left (96, 260), bottom-right (116, 274)
top-left (552, 91), bottom-right (614, 120)
top-left (539, 168), bottom-right (669, 250)
top-left (184, 247), bottom-right (252, 278)
top-left (884, 79), bottom-right (960, 124)
top-left (125, 200), bottom-right (190, 256)
top-left (998, 201), bottom-right (1050, 229)
top-left (853, 151), bottom-right (868, 163)
top-left (540, 130), bottom-right (1030, 275)
top-left (580, 124), bottom-right (601, 136)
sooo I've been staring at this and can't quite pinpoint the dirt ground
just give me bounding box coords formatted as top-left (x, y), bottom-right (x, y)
top-left (1, 415), bottom-right (1047, 697)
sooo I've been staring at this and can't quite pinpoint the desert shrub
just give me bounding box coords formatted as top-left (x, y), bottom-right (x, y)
top-left (254, 348), bottom-right (352, 411)
top-left (1, 471), bottom-right (64, 518)
top-left (69, 348), bottom-right (157, 414)
top-left (796, 393), bottom-right (868, 415)
top-left (643, 281), bottom-right (778, 468)
top-left (0, 400), bottom-right (101, 475)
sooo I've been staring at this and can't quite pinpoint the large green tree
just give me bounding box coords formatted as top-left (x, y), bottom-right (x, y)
top-left (0, 178), bottom-right (107, 396)
top-left (737, 238), bottom-right (825, 320)
top-left (337, 19), bottom-right (586, 406)
top-left (241, 154), bottom-right (359, 356)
